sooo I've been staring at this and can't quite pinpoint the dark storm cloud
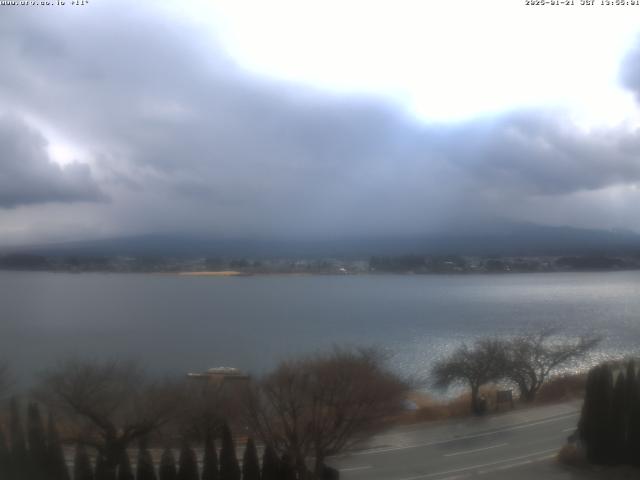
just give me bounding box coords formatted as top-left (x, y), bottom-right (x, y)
top-left (0, 115), bottom-right (105, 208)
top-left (2, 2), bottom-right (640, 239)
top-left (428, 111), bottom-right (640, 195)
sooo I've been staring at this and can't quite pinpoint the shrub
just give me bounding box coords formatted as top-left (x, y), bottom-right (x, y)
top-left (557, 444), bottom-right (585, 467)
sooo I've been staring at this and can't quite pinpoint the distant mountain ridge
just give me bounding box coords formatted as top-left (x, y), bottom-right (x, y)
top-left (4, 223), bottom-right (640, 259)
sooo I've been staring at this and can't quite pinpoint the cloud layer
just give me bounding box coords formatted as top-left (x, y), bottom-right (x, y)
top-left (2, 2), bottom-right (640, 244)
top-left (0, 115), bottom-right (105, 208)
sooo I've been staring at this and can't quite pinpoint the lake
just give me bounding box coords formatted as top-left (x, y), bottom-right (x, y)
top-left (2, 270), bottom-right (640, 387)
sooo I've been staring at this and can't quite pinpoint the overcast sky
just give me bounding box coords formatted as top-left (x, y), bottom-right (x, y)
top-left (3, 0), bottom-right (640, 246)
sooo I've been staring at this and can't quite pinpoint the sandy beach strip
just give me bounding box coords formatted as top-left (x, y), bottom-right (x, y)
top-left (178, 271), bottom-right (246, 276)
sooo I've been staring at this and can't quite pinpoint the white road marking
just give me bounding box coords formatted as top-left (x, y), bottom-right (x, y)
top-left (443, 443), bottom-right (507, 457)
top-left (339, 465), bottom-right (372, 472)
top-left (395, 448), bottom-right (558, 480)
top-left (346, 412), bottom-right (578, 457)
top-left (562, 427), bottom-right (576, 432)
top-left (481, 459), bottom-right (533, 473)
top-left (435, 475), bottom-right (470, 480)
top-left (477, 454), bottom-right (556, 475)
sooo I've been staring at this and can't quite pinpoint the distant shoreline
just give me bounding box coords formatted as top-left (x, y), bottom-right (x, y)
top-left (3, 268), bottom-right (640, 276)
top-left (178, 270), bottom-right (247, 276)
top-left (4, 252), bottom-right (640, 275)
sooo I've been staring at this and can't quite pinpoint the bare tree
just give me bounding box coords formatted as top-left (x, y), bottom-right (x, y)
top-left (504, 328), bottom-right (601, 402)
top-left (173, 380), bottom-right (225, 443)
top-left (174, 374), bottom-right (249, 443)
top-left (432, 339), bottom-right (506, 414)
top-left (244, 347), bottom-right (407, 479)
top-left (37, 358), bottom-right (183, 478)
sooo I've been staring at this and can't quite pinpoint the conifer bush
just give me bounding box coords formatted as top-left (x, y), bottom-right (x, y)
top-left (27, 402), bottom-right (48, 478)
top-left (578, 361), bottom-right (640, 466)
top-left (95, 453), bottom-right (112, 480)
top-left (136, 438), bottom-right (157, 480)
top-left (241, 438), bottom-right (260, 480)
top-left (201, 435), bottom-right (219, 480)
top-left (159, 448), bottom-right (178, 480)
top-left (117, 451), bottom-right (135, 480)
top-left (279, 453), bottom-right (296, 480)
top-left (74, 444), bottom-right (94, 480)
top-left (0, 427), bottom-right (10, 480)
top-left (260, 445), bottom-right (280, 480)
top-left (9, 397), bottom-right (28, 479)
top-left (178, 441), bottom-right (199, 480)
top-left (47, 413), bottom-right (71, 480)
top-left (219, 424), bottom-right (240, 480)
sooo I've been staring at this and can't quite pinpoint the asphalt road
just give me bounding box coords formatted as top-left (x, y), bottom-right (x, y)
top-left (328, 401), bottom-right (585, 480)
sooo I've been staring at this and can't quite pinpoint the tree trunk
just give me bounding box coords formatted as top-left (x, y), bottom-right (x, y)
top-left (521, 388), bottom-right (536, 403)
top-left (470, 384), bottom-right (480, 415)
top-left (517, 379), bottom-right (537, 403)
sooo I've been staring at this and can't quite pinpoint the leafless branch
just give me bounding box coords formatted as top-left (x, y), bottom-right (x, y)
top-left (244, 346), bottom-right (407, 478)
top-left (35, 358), bottom-right (184, 474)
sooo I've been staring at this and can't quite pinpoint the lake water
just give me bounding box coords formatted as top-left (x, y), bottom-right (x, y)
top-left (2, 270), bottom-right (640, 388)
